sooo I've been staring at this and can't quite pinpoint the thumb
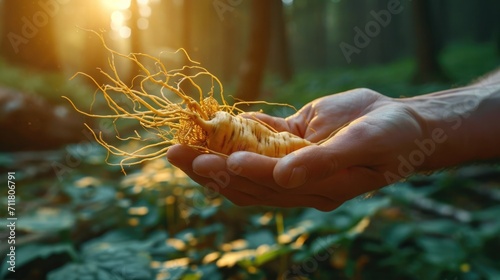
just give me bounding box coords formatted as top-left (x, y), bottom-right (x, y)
top-left (273, 133), bottom-right (367, 188)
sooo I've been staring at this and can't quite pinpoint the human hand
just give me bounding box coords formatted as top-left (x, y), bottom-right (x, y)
top-left (167, 88), bottom-right (428, 211)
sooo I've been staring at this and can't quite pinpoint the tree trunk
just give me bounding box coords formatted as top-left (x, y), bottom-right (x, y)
top-left (269, 0), bottom-right (293, 82)
top-left (221, 16), bottom-right (236, 81)
top-left (309, 0), bottom-right (328, 69)
top-left (80, 0), bottom-right (111, 87)
top-left (411, 0), bottom-right (448, 84)
top-left (235, 0), bottom-right (272, 101)
top-left (179, 0), bottom-right (193, 95)
top-left (126, 0), bottom-right (144, 87)
top-left (0, 0), bottom-right (61, 71)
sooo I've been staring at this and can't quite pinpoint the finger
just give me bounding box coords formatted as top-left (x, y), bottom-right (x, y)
top-left (192, 154), bottom-right (273, 197)
top-left (166, 146), bottom-right (322, 205)
top-left (166, 144), bottom-right (212, 186)
top-left (166, 144), bottom-right (201, 171)
top-left (190, 151), bottom-right (282, 198)
top-left (192, 154), bottom-right (227, 177)
top-left (240, 112), bottom-right (292, 133)
top-left (226, 151), bottom-right (282, 190)
top-left (167, 146), bottom-right (354, 210)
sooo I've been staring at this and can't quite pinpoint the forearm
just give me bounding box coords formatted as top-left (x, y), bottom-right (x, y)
top-left (402, 72), bottom-right (500, 171)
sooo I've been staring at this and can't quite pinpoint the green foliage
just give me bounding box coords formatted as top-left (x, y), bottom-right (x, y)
top-left (0, 243), bottom-right (77, 278)
top-left (17, 208), bottom-right (76, 233)
top-left (48, 231), bottom-right (155, 280)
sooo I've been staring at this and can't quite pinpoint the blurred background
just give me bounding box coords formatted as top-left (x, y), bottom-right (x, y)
top-left (1, 0), bottom-right (500, 279)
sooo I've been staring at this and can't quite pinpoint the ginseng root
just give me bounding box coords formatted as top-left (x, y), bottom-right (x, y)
top-left (194, 111), bottom-right (312, 157)
top-left (64, 31), bottom-right (313, 172)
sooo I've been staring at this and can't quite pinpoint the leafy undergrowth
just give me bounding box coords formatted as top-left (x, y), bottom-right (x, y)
top-left (1, 143), bottom-right (500, 280)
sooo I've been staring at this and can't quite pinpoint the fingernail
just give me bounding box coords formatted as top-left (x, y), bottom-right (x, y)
top-left (226, 158), bottom-right (242, 175)
top-left (227, 153), bottom-right (245, 175)
top-left (193, 168), bottom-right (203, 176)
top-left (227, 161), bottom-right (241, 175)
top-left (287, 166), bottom-right (307, 188)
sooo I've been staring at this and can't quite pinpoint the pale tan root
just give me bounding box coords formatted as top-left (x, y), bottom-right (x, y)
top-left (193, 111), bottom-right (313, 157)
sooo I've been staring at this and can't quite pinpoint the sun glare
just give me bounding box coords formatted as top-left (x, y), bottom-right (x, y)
top-left (101, 0), bottom-right (154, 38)
top-left (100, 0), bottom-right (131, 39)
top-left (110, 10), bottom-right (132, 38)
top-left (101, 0), bottom-right (131, 10)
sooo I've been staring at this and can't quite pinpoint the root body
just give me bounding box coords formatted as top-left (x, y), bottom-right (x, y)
top-left (197, 111), bottom-right (312, 157)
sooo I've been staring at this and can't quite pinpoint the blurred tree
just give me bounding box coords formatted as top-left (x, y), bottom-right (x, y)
top-left (0, 0), bottom-right (61, 71)
top-left (221, 14), bottom-right (237, 81)
top-left (79, 0), bottom-right (112, 87)
top-left (411, 0), bottom-right (449, 83)
top-left (307, 0), bottom-right (328, 69)
top-left (291, 0), bottom-right (328, 69)
top-left (369, 0), bottom-right (405, 65)
top-left (129, 0), bottom-right (142, 79)
top-left (269, 0), bottom-right (293, 82)
top-left (182, 0), bottom-right (192, 64)
top-left (235, 0), bottom-right (271, 101)
top-left (180, 0), bottom-right (193, 95)
top-left (334, 0), bottom-right (362, 65)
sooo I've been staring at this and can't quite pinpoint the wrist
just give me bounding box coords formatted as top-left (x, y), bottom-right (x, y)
top-left (402, 84), bottom-right (500, 171)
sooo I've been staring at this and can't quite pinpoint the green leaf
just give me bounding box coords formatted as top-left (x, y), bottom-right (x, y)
top-left (472, 206), bottom-right (500, 221)
top-left (17, 208), bottom-right (75, 233)
top-left (197, 264), bottom-right (223, 280)
top-left (180, 264), bottom-right (223, 280)
top-left (181, 273), bottom-right (202, 280)
top-left (63, 181), bottom-right (116, 205)
top-left (309, 234), bottom-right (342, 255)
top-left (384, 223), bottom-right (415, 248)
top-left (78, 230), bottom-right (161, 280)
top-left (335, 196), bottom-right (391, 220)
top-left (244, 230), bottom-right (276, 248)
top-left (416, 219), bottom-right (461, 235)
top-left (417, 237), bottom-right (466, 267)
top-left (146, 230), bottom-right (170, 246)
top-left (198, 223), bottom-right (224, 237)
top-left (129, 199), bottom-right (160, 227)
top-left (472, 257), bottom-right (500, 279)
top-left (1, 243), bottom-right (77, 279)
top-left (85, 228), bottom-right (142, 244)
top-left (156, 266), bottom-right (189, 280)
top-left (258, 245), bottom-right (291, 266)
top-left (478, 220), bottom-right (500, 240)
top-left (291, 234), bottom-right (341, 263)
top-left (47, 263), bottom-right (119, 280)
top-left (82, 245), bottom-right (152, 280)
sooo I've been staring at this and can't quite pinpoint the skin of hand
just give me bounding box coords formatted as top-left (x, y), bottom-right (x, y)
top-left (167, 88), bottom-right (431, 211)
